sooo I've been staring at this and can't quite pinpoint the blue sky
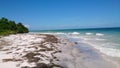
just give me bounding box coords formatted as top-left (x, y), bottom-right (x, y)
top-left (0, 0), bottom-right (120, 30)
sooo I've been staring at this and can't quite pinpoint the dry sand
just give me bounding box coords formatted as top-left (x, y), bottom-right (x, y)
top-left (0, 33), bottom-right (118, 68)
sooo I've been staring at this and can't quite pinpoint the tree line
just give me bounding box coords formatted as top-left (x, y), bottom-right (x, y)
top-left (0, 17), bottom-right (29, 35)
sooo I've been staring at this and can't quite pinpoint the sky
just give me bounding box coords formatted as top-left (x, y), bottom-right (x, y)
top-left (0, 0), bottom-right (120, 30)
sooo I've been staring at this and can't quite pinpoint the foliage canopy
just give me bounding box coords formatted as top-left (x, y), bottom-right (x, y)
top-left (0, 17), bottom-right (29, 35)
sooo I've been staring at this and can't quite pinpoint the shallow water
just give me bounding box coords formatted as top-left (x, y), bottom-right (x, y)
top-left (68, 37), bottom-right (119, 68)
top-left (31, 27), bottom-right (120, 58)
top-left (31, 27), bottom-right (120, 68)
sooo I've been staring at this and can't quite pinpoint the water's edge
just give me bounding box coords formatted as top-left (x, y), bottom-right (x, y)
top-left (68, 37), bottom-right (119, 68)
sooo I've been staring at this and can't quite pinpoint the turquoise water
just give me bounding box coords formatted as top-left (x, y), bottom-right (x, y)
top-left (31, 27), bottom-right (120, 57)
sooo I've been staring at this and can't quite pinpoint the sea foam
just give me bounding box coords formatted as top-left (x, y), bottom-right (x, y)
top-left (71, 32), bottom-right (80, 35)
top-left (56, 32), bottom-right (65, 34)
top-left (82, 40), bottom-right (120, 57)
top-left (86, 33), bottom-right (93, 35)
top-left (100, 47), bottom-right (120, 57)
top-left (96, 33), bottom-right (104, 36)
top-left (69, 33), bottom-right (120, 57)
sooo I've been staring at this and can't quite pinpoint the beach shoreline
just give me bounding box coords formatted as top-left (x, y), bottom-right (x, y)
top-left (78, 38), bottom-right (120, 68)
top-left (0, 33), bottom-right (119, 68)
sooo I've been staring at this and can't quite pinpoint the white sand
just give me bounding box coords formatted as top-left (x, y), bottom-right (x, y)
top-left (0, 33), bottom-right (118, 68)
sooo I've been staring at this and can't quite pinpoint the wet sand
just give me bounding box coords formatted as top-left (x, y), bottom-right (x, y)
top-left (0, 33), bottom-right (119, 68)
top-left (76, 42), bottom-right (119, 68)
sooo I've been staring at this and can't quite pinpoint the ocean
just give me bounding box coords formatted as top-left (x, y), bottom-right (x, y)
top-left (31, 27), bottom-right (120, 58)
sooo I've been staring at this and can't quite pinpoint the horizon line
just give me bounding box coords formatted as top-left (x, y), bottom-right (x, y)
top-left (30, 26), bottom-right (120, 31)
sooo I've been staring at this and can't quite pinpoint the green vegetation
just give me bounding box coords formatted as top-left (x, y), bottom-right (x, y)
top-left (0, 17), bottom-right (29, 36)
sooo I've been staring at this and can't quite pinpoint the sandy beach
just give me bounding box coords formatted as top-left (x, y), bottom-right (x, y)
top-left (0, 33), bottom-right (119, 68)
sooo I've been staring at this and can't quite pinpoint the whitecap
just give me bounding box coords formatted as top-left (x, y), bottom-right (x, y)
top-left (96, 33), bottom-right (104, 36)
top-left (86, 33), bottom-right (93, 35)
top-left (71, 32), bottom-right (80, 35)
top-left (56, 32), bottom-right (65, 34)
top-left (95, 38), bottom-right (106, 41)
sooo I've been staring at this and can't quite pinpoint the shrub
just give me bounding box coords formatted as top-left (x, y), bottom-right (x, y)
top-left (0, 17), bottom-right (29, 35)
